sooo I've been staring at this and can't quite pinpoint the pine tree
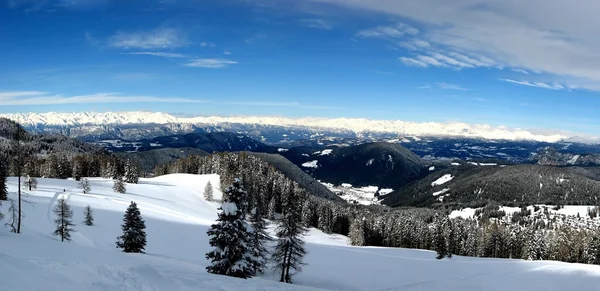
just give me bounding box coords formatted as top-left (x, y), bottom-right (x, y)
top-left (272, 186), bottom-right (308, 283)
top-left (113, 176), bottom-right (126, 193)
top-left (248, 205), bottom-right (272, 276)
top-left (588, 236), bottom-right (600, 265)
top-left (83, 205), bottom-right (94, 226)
top-left (0, 158), bottom-right (7, 201)
top-left (24, 175), bottom-right (37, 191)
top-left (433, 214), bottom-right (448, 259)
top-left (53, 197), bottom-right (75, 242)
top-left (78, 178), bottom-right (91, 194)
top-left (204, 181), bottom-right (214, 201)
top-left (124, 159), bottom-right (139, 184)
top-left (349, 217), bottom-right (367, 246)
top-left (205, 178), bottom-right (254, 279)
top-left (116, 201), bottom-right (147, 253)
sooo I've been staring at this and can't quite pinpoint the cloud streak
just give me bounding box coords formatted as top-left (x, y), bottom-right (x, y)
top-left (0, 91), bottom-right (205, 105)
top-left (300, 19), bottom-right (332, 30)
top-left (110, 28), bottom-right (188, 49)
top-left (124, 52), bottom-right (186, 58)
top-left (436, 82), bottom-right (469, 91)
top-left (500, 79), bottom-right (565, 90)
top-left (184, 59), bottom-right (238, 68)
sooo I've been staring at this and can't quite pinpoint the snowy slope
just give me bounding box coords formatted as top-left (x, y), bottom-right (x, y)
top-left (0, 111), bottom-right (572, 142)
top-left (2, 174), bottom-right (600, 291)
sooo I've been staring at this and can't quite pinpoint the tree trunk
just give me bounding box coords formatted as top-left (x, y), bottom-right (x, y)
top-left (279, 242), bottom-right (289, 282)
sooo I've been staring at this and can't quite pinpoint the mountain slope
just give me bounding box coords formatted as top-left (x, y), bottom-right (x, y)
top-left (0, 111), bottom-right (577, 143)
top-left (383, 163), bottom-right (600, 207)
top-left (2, 175), bottom-right (600, 291)
top-left (285, 142), bottom-right (429, 189)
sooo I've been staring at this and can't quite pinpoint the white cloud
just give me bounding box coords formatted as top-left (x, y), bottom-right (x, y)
top-left (0, 91), bottom-right (47, 99)
top-left (124, 52), bottom-right (186, 58)
top-left (500, 79), bottom-right (565, 90)
top-left (0, 91), bottom-right (205, 105)
top-left (184, 59), bottom-right (238, 68)
top-left (300, 19), bottom-right (332, 30)
top-left (436, 82), bottom-right (469, 91)
top-left (357, 22), bottom-right (418, 39)
top-left (399, 57), bottom-right (428, 67)
top-left (304, 0), bottom-right (600, 90)
top-left (223, 51), bottom-right (232, 55)
top-left (416, 55), bottom-right (445, 67)
top-left (110, 28), bottom-right (188, 49)
top-left (201, 42), bottom-right (216, 48)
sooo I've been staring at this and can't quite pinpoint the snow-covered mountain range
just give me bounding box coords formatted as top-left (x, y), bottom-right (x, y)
top-left (0, 111), bottom-right (589, 143)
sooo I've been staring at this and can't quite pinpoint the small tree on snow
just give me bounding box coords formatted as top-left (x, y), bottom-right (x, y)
top-left (24, 175), bottom-right (37, 191)
top-left (204, 181), bottom-right (214, 201)
top-left (53, 197), bottom-right (75, 242)
top-left (272, 187), bottom-right (308, 284)
top-left (5, 199), bottom-right (17, 232)
top-left (116, 201), bottom-right (147, 253)
top-left (83, 205), bottom-right (94, 226)
top-left (113, 176), bottom-right (126, 194)
top-left (78, 178), bottom-right (91, 194)
top-left (205, 178), bottom-right (254, 279)
top-left (124, 159), bottom-right (139, 184)
top-left (248, 205), bottom-right (272, 276)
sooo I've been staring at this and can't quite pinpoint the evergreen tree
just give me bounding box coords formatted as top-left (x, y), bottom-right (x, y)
top-left (433, 214), bottom-right (449, 259)
top-left (24, 175), bottom-right (37, 191)
top-left (113, 176), bottom-right (126, 193)
top-left (272, 186), bottom-right (308, 283)
top-left (124, 159), bottom-right (139, 184)
top-left (349, 217), bottom-right (367, 246)
top-left (0, 157), bottom-right (7, 201)
top-left (205, 178), bottom-right (254, 279)
top-left (116, 201), bottom-right (147, 253)
top-left (83, 205), bottom-right (94, 226)
top-left (78, 178), bottom-right (91, 194)
top-left (588, 235), bottom-right (600, 265)
top-left (204, 181), bottom-right (214, 201)
top-left (53, 197), bottom-right (75, 242)
top-left (248, 205), bottom-right (272, 276)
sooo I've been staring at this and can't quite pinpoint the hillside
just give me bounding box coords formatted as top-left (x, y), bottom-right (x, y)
top-left (118, 147), bottom-right (209, 173)
top-left (383, 163), bottom-right (600, 208)
top-left (2, 175), bottom-right (600, 291)
top-left (285, 142), bottom-right (428, 189)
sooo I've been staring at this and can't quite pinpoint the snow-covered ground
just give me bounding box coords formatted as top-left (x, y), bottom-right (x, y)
top-left (2, 174), bottom-right (600, 291)
top-left (320, 182), bottom-right (393, 205)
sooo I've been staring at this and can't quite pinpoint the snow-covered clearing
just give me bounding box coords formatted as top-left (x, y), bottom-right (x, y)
top-left (431, 174), bottom-right (453, 186)
top-left (302, 160), bottom-right (319, 168)
top-left (2, 174), bottom-right (600, 291)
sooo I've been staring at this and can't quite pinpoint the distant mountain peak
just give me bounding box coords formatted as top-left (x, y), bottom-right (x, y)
top-left (0, 111), bottom-right (586, 143)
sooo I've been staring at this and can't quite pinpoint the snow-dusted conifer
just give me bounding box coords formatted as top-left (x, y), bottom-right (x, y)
top-left (205, 178), bottom-right (254, 279)
top-left (83, 205), bottom-right (94, 226)
top-left (24, 175), bottom-right (37, 191)
top-left (78, 178), bottom-right (91, 194)
top-left (272, 185), bottom-right (308, 283)
top-left (349, 217), bottom-right (367, 246)
top-left (433, 214), bottom-right (449, 259)
top-left (116, 201), bottom-right (147, 253)
top-left (124, 159), bottom-right (139, 184)
top-left (588, 236), bottom-right (600, 265)
top-left (53, 197), bottom-right (75, 242)
top-left (204, 181), bottom-right (214, 201)
top-left (0, 158), bottom-right (7, 201)
top-left (248, 205), bottom-right (272, 276)
top-left (113, 176), bottom-right (126, 193)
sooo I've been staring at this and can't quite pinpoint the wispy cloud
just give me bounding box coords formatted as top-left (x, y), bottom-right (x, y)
top-left (300, 19), bottom-right (332, 30)
top-left (417, 84), bottom-right (432, 89)
top-left (0, 91), bottom-right (204, 105)
top-left (500, 79), bottom-right (565, 90)
top-left (357, 22), bottom-right (418, 39)
top-left (124, 51), bottom-right (186, 58)
top-left (109, 28), bottom-right (188, 49)
top-left (399, 57), bottom-right (428, 68)
top-left (184, 59), bottom-right (238, 68)
top-left (436, 82), bottom-right (469, 91)
top-left (201, 42), bottom-right (215, 48)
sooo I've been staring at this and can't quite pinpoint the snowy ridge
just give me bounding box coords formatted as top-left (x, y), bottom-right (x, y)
top-left (2, 175), bottom-right (600, 291)
top-left (0, 111), bottom-right (576, 143)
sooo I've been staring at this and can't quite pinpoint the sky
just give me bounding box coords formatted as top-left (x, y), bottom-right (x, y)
top-left (1, 0), bottom-right (600, 135)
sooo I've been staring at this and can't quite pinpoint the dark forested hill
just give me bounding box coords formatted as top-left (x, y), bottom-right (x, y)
top-left (118, 147), bottom-right (209, 173)
top-left (383, 163), bottom-right (600, 208)
top-left (280, 142), bottom-right (429, 189)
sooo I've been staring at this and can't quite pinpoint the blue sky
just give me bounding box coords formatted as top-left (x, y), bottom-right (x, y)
top-left (1, 0), bottom-right (600, 135)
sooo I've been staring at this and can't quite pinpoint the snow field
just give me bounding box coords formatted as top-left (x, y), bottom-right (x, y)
top-left (1, 174), bottom-right (600, 291)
